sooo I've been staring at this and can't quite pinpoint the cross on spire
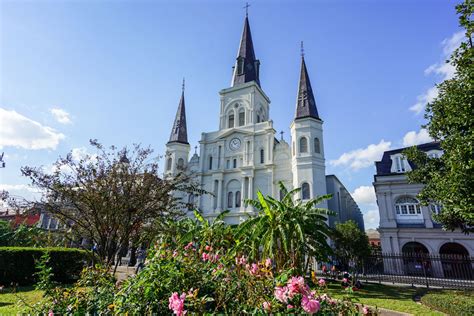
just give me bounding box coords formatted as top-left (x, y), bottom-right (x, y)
top-left (182, 77), bottom-right (185, 92)
top-left (243, 2), bottom-right (250, 17)
top-left (280, 130), bottom-right (284, 141)
top-left (194, 145), bottom-right (198, 155)
top-left (300, 41), bottom-right (305, 58)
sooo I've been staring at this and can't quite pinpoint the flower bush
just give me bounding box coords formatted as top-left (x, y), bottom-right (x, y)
top-left (27, 241), bottom-right (377, 315)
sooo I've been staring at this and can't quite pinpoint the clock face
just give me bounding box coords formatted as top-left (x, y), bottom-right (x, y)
top-left (229, 138), bottom-right (241, 151)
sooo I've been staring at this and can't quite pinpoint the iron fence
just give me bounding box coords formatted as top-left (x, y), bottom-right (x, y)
top-left (317, 252), bottom-right (474, 290)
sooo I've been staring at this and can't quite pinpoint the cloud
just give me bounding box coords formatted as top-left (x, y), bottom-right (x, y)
top-left (410, 31), bottom-right (465, 114)
top-left (410, 86), bottom-right (439, 114)
top-left (0, 108), bottom-right (65, 150)
top-left (0, 183), bottom-right (43, 201)
top-left (50, 108), bottom-right (72, 124)
top-left (330, 140), bottom-right (391, 170)
top-left (0, 184), bottom-right (37, 193)
top-left (352, 186), bottom-right (376, 205)
top-left (363, 209), bottom-right (380, 229)
top-left (402, 129), bottom-right (433, 147)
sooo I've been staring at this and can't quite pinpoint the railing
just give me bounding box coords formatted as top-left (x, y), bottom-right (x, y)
top-left (318, 252), bottom-right (474, 290)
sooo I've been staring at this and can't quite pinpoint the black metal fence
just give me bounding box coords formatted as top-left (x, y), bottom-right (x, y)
top-left (318, 252), bottom-right (474, 290)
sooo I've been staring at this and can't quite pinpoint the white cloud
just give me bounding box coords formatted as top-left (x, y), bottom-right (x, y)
top-left (410, 31), bottom-right (465, 114)
top-left (363, 209), bottom-right (380, 229)
top-left (402, 129), bottom-right (433, 147)
top-left (50, 108), bottom-right (72, 124)
top-left (352, 185), bottom-right (376, 205)
top-left (330, 140), bottom-right (391, 171)
top-left (0, 108), bottom-right (65, 150)
top-left (410, 86), bottom-right (439, 114)
top-left (0, 184), bottom-right (36, 193)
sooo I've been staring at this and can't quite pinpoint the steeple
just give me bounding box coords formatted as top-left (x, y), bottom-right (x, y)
top-left (231, 15), bottom-right (260, 87)
top-left (168, 80), bottom-right (188, 144)
top-left (295, 45), bottom-right (320, 120)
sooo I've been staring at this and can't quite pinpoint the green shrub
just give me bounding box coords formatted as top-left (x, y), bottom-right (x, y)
top-left (421, 290), bottom-right (474, 315)
top-left (0, 247), bottom-right (91, 285)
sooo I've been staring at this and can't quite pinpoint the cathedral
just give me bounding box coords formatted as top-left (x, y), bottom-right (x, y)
top-left (164, 14), bottom-right (363, 228)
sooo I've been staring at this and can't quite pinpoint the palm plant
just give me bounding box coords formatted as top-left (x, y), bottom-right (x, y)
top-left (236, 181), bottom-right (333, 273)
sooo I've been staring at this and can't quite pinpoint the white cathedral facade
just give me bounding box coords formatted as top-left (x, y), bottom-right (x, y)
top-left (164, 15), bottom-right (343, 225)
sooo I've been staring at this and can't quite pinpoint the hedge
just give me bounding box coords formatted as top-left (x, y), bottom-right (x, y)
top-left (421, 290), bottom-right (474, 315)
top-left (0, 247), bottom-right (92, 285)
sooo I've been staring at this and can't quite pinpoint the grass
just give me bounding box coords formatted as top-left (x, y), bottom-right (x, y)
top-left (325, 281), bottom-right (445, 315)
top-left (0, 286), bottom-right (43, 315)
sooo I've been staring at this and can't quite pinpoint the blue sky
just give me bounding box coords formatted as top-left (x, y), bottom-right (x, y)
top-left (0, 0), bottom-right (463, 229)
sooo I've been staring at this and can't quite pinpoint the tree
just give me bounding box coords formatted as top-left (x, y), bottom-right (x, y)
top-left (331, 220), bottom-right (371, 273)
top-left (404, 1), bottom-right (474, 233)
top-left (21, 140), bottom-right (202, 267)
top-left (237, 182), bottom-right (333, 273)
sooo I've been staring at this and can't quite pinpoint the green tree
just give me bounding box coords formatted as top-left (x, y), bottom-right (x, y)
top-left (332, 220), bottom-right (371, 273)
top-left (21, 140), bottom-right (202, 267)
top-left (237, 181), bottom-right (333, 273)
top-left (404, 1), bottom-right (474, 233)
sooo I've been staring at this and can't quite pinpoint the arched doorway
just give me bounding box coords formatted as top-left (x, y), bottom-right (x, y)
top-left (402, 242), bottom-right (431, 277)
top-left (439, 243), bottom-right (472, 279)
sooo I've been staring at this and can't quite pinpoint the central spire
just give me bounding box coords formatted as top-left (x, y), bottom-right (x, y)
top-left (168, 79), bottom-right (188, 144)
top-left (295, 44), bottom-right (320, 120)
top-left (231, 14), bottom-right (260, 87)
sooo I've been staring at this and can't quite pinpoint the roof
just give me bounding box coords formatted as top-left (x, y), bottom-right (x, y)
top-left (231, 16), bottom-right (260, 87)
top-left (13, 213), bottom-right (40, 227)
top-left (375, 141), bottom-right (441, 176)
top-left (295, 56), bottom-right (320, 120)
top-left (168, 90), bottom-right (189, 145)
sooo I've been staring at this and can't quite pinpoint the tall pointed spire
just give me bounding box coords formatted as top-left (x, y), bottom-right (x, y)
top-left (231, 14), bottom-right (260, 87)
top-left (168, 79), bottom-right (189, 144)
top-left (295, 43), bottom-right (320, 120)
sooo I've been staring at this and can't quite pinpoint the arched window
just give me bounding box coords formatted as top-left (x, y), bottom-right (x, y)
top-left (227, 192), bottom-right (233, 208)
top-left (166, 157), bottom-right (172, 171)
top-left (228, 114), bottom-right (235, 128)
top-left (260, 149), bottom-right (265, 164)
top-left (301, 182), bottom-right (310, 200)
top-left (233, 158), bottom-right (237, 168)
top-left (257, 114), bottom-right (260, 123)
top-left (395, 196), bottom-right (421, 215)
top-left (177, 158), bottom-right (184, 170)
top-left (299, 137), bottom-right (308, 153)
top-left (235, 191), bottom-right (241, 207)
top-left (238, 108), bottom-right (245, 126)
top-left (314, 138), bottom-right (321, 154)
top-left (209, 156), bottom-right (213, 170)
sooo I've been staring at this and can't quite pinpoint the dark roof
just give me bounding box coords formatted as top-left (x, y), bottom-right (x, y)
top-left (231, 16), bottom-right (260, 87)
top-left (119, 151), bottom-right (130, 164)
top-left (375, 142), bottom-right (441, 176)
top-left (294, 56), bottom-right (320, 120)
top-left (168, 91), bottom-right (188, 145)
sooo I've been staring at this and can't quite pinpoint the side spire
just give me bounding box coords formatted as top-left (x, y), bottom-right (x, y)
top-left (295, 42), bottom-right (320, 120)
top-left (231, 12), bottom-right (260, 87)
top-left (168, 79), bottom-right (189, 144)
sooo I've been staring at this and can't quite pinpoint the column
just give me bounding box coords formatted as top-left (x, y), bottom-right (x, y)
top-left (216, 179), bottom-right (223, 211)
top-left (241, 177), bottom-right (246, 210)
top-left (248, 176), bottom-right (254, 200)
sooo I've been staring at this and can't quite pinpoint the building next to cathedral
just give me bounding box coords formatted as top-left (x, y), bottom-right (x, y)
top-left (164, 14), bottom-right (363, 228)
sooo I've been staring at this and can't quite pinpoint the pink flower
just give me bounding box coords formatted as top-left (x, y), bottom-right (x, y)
top-left (288, 276), bottom-right (306, 296)
top-left (318, 278), bottom-right (326, 286)
top-left (301, 295), bottom-right (320, 314)
top-left (236, 256), bottom-right (247, 265)
top-left (287, 304), bottom-right (294, 309)
top-left (48, 311), bottom-right (54, 316)
top-left (205, 245), bottom-right (212, 251)
top-left (184, 242), bottom-right (193, 250)
top-left (274, 286), bottom-right (289, 303)
top-left (265, 258), bottom-right (272, 267)
top-left (202, 252), bottom-right (210, 261)
top-left (263, 301), bottom-right (271, 311)
top-left (172, 250), bottom-right (178, 257)
top-left (249, 263), bottom-right (259, 275)
top-left (169, 292), bottom-right (186, 316)
top-left (342, 278), bottom-right (349, 284)
top-left (363, 306), bottom-right (369, 315)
